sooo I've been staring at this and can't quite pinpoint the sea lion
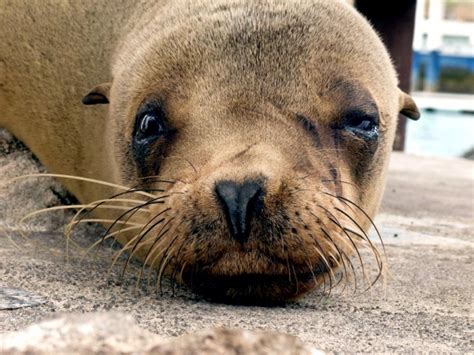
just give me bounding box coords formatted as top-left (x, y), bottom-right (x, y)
top-left (0, 0), bottom-right (420, 304)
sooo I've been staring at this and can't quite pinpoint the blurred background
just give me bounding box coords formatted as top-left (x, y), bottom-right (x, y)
top-left (409, 0), bottom-right (473, 158)
top-left (351, 0), bottom-right (474, 159)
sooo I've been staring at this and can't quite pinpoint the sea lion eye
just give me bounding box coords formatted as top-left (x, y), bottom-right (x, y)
top-left (134, 104), bottom-right (169, 142)
top-left (343, 112), bottom-right (379, 140)
top-left (139, 113), bottom-right (165, 136)
top-left (132, 105), bottom-right (171, 176)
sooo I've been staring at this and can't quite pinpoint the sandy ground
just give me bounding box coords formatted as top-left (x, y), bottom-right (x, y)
top-left (0, 129), bottom-right (472, 353)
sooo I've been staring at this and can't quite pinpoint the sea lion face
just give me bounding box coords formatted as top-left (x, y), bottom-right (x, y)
top-left (89, 0), bottom-right (418, 303)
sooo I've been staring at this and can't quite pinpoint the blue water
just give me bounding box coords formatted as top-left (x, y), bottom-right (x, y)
top-left (406, 109), bottom-right (474, 157)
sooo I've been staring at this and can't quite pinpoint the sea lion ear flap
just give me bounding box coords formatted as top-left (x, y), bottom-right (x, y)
top-left (398, 89), bottom-right (420, 120)
top-left (82, 82), bottom-right (111, 105)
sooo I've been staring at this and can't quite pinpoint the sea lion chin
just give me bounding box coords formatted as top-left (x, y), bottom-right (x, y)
top-left (0, 0), bottom-right (420, 304)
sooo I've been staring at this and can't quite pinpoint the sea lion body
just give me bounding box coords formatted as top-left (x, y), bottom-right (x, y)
top-left (0, 0), bottom-right (419, 303)
top-left (0, 1), bottom-right (137, 201)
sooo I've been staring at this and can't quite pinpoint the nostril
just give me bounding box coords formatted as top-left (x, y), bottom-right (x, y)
top-left (215, 180), bottom-right (265, 244)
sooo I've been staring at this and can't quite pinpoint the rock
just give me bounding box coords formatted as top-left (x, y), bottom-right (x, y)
top-left (0, 287), bottom-right (47, 310)
top-left (156, 327), bottom-right (323, 355)
top-left (0, 312), bottom-right (322, 355)
top-left (0, 312), bottom-right (162, 354)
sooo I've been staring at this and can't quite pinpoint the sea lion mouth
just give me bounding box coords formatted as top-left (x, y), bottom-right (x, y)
top-left (173, 249), bottom-right (331, 304)
top-left (181, 268), bottom-right (325, 305)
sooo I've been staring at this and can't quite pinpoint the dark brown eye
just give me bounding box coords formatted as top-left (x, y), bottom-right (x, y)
top-left (348, 116), bottom-right (376, 131)
top-left (134, 102), bottom-right (169, 144)
top-left (131, 102), bottom-right (174, 177)
top-left (343, 112), bottom-right (379, 140)
top-left (139, 113), bottom-right (165, 136)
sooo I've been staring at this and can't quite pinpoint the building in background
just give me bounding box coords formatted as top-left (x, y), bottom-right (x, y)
top-left (412, 0), bottom-right (474, 93)
top-left (347, 0), bottom-right (473, 157)
top-left (407, 0), bottom-right (474, 159)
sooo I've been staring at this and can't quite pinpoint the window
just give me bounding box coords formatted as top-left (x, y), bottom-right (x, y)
top-left (444, 0), bottom-right (474, 22)
top-left (424, 0), bottom-right (431, 19)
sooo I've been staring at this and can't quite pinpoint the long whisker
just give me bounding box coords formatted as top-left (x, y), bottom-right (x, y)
top-left (65, 198), bottom-right (148, 245)
top-left (323, 192), bottom-right (386, 254)
top-left (316, 215), bottom-right (348, 292)
top-left (1, 230), bottom-right (21, 249)
top-left (304, 258), bottom-right (321, 297)
top-left (306, 208), bottom-right (350, 292)
top-left (98, 189), bottom-right (185, 250)
top-left (291, 210), bottom-right (334, 295)
top-left (318, 191), bottom-right (387, 292)
top-left (319, 226), bottom-right (355, 293)
top-left (162, 155), bottom-right (198, 176)
top-left (138, 175), bottom-right (189, 187)
top-left (109, 209), bottom-right (171, 281)
top-left (346, 228), bottom-right (385, 293)
top-left (140, 218), bottom-right (184, 293)
top-left (63, 218), bottom-right (143, 260)
top-left (7, 173), bottom-right (158, 199)
top-left (324, 248), bottom-right (345, 290)
top-left (321, 179), bottom-right (361, 190)
top-left (96, 195), bottom-right (169, 252)
top-left (20, 202), bottom-right (147, 230)
top-left (122, 209), bottom-right (173, 275)
top-left (284, 241), bottom-right (292, 284)
top-left (314, 263), bottom-right (329, 302)
top-left (67, 218), bottom-right (144, 227)
top-left (179, 261), bottom-right (188, 285)
top-left (158, 219), bottom-right (192, 295)
top-left (138, 218), bottom-right (176, 286)
top-left (154, 227), bottom-right (183, 295)
top-left (290, 262), bottom-right (299, 296)
top-left (317, 204), bottom-right (366, 293)
top-left (15, 200), bottom-right (147, 258)
top-left (170, 233), bottom-right (191, 296)
top-left (334, 207), bottom-right (383, 272)
top-left (145, 218), bottom-right (182, 273)
top-left (137, 176), bottom-right (177, 185)
top-left (344, 228), bottom-right (384, 291)
top-left (81, 225), bottom-right (144, 260)
top-left (109, 218), bottom-right (164, 270)
top-left (67, 189), bottom-right (164, 234)
top-left (155, 242), bottom-right (177, 295)
top-left (309, 237), bottom-right (335, 294)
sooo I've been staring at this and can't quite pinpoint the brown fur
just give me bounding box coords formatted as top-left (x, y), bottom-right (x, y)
top-left (0, 0), bottom-right (419, 303)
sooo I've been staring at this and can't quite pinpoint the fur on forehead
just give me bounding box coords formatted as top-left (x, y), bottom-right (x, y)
top-left (112, 0), bottom-right (398, 102)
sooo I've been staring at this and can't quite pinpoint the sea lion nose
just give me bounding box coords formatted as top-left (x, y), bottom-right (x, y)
top-left (215, 180), bottom-right (265, 244)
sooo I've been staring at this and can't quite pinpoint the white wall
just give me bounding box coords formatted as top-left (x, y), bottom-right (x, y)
top-left (414, 0), bottom-right (474, 56)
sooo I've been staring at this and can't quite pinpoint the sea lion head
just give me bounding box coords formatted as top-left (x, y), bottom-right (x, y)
top-left (83, 0), bottom-right (419, 304)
